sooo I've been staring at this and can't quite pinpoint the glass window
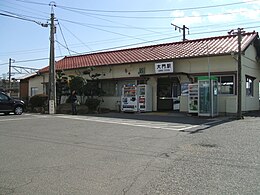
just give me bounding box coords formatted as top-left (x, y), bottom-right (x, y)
top-left (0, 93), bottom-right (9, 101)
top-left (101, 80), bottom-right (116, 96)
top-left (181, 83), bottom-right (189, 95)
top-left (31, 87), bottom-right (38, 96)
top-left (218, 75), bottom-right (234, 95)
top-left (246, 76), bottom-right (254, 96)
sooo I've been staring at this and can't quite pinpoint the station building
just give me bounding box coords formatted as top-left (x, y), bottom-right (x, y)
top-left (27, 31), bottom-right (260, 115)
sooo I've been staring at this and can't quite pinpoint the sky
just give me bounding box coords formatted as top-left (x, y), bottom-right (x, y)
top-left (1, 0), bottom-right (260, 79)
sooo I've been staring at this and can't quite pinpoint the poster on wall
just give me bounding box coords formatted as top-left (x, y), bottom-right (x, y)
top-left (155, 62), bottom-right (174, 74)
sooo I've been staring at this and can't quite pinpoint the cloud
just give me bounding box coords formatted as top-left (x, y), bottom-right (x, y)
top-left (170, 2), bottom-right (260, 28)
top-left (239, 8), bottom-right (260, 20)
top-left (207, 7), bottom-right (260, 24)
top-left (207, 11), bottom-right (236, 23)
top-left (171, 10), bottom-right (203, 26)
top-left (243, 0), bottom-right (260, 6)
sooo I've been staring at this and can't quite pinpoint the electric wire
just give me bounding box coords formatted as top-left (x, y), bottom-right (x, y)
top-left (0, 19), bottom-right (258, 63)
top-left (59, 17), bottom-right (150, 42)
top-left (57, 22), bottom-right (72, 55)
top-left (58, 6), bottom-right (260, 19)
top-left (0, 9), bottom-right (48, 21)
top-left (55, 33), bottom-right (63, 57)
top-left (59, 22), bottom-right (93, 51)
top-left (0, 24), bottom-right (259, 68)
top-left (2, 0), bottom-right (49, 17)
top-left (55, 40), bottom-right (80, 54)
top-left (1, 0), bottom-right (260, 71)
top-left (13, 0), bottom-right (259, 13)
top-left (14, 0), bottom-right (49, 6)
top-left (0, 12), bottom-right (47, 26)
top-left (55, 0), bottom-right (259, 13)
top-left (58, 7), bottom-right (170, 36)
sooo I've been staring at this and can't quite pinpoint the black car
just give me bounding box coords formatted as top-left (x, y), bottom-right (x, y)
top-left (0, 92), bottom-right (25, 115)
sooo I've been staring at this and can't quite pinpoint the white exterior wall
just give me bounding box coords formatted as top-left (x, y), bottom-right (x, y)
top-left (242, 44), bottom-right (260, 111)
top-left (30, 45), bottom-right (260, 114)
top-left (28, 75), bottom-right (45, 97)
top-left (176, 56), bottom-right (238, 114)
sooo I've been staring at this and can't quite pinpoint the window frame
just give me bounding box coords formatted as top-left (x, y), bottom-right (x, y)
top-left (217, 75), bottom-right (235, 95)
top-left (245, 75), bottom-right (255, 97)
top-left (30, 87), bottom-right (38, 96)
top-left (100, 79), bottom-right (117, 97)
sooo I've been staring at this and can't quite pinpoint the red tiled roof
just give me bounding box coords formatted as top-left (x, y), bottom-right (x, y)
top-left (40, 32), bottom-right (258, 72)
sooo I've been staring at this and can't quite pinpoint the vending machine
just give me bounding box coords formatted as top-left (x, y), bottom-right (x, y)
top-left (188, 83), bottom-right (198, 113)
top-left (121, 85), bottom-right (138, 112)
top-left (137, 84), bottom-right (152, 112)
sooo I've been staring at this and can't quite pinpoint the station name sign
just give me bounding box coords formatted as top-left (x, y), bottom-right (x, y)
top-left (155, 62), bottom-right (174, 74)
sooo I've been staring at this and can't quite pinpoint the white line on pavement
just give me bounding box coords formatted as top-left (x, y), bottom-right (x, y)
top-left (0, 117), bottom-right (35, 122)
top-left (55, 115), bottom-right (198, 131)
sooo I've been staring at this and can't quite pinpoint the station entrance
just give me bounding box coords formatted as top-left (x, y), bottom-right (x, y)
top-left (157, 77), bottom-right (181, 111)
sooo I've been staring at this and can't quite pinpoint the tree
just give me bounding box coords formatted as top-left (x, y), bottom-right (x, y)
top-left (65, 68), bottom-right (105, 112)
top-left (56, 71), bottom-right (70, 105)
top-left (69, 75), bottom-right (85, 96)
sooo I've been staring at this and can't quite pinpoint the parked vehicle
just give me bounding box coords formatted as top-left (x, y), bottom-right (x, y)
top-left (0, 92), bottom-right (25, 115)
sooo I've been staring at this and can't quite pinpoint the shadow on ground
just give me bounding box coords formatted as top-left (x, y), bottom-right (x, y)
top-left (85, 111), bottom-right (231, 127)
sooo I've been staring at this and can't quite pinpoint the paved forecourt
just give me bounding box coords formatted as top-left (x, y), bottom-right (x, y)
top-left (54, 114), bottom-right (198, 131)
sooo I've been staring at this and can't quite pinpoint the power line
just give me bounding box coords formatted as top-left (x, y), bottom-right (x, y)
top-left (57, 22), bottom-right (72, 55)
top-left (0, 11), bottom-right (259, 60)
top-left (55, 0), bottom-right (259, 13)
top-left (0, 11), bottom-right (48, 26)
top-left (13, 0), bottom-right (260, 13)
top-left (59, 8), bottom-right (169, 36)
top-left (14, 0), bottom-right (49, 6)
top-left (58, 6), bottom-right (260, 19)
top-left (0, 9), bottom-right (48, 20)
top-left (0, 12), bottom-right (38, 24)
top-left (55, 40), bottom-right (80, 54)
top-left (55, 33), bottom-right (63, 57)
top-left (59, 22), bottom-right (93, 51)
top-left (0, 25), bottom-right (258, 68)
top-left (2, 1), bottom-right (49, 17)
top-left (0, 57), bottom-right (49, 66)
top-left (58, 16), bottom-right (150, 42)
top-left (0, 25), bottom-right (258, 67)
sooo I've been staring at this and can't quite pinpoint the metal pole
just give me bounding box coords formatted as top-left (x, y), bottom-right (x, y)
top-left (183, 25), bottom-right (186, 41)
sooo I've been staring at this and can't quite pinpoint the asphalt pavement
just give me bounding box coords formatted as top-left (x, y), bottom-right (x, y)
top-left (0, 112), bottom-right (259, 194)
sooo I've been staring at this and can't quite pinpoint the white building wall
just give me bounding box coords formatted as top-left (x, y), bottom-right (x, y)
top-left (32, 46), bottom-right (260, 114)
top-left (28, 75), bottom-right (45, 97)
top-left (242, 44), bottom-right (260, 111)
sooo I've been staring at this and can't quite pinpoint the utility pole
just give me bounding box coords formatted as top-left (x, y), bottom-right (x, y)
top-left (237, 28), bottom-right (243, 119)
top-left (8, 58), bottom-right (15, 94)
top-left (171, 24), bottom-right (189, 41)
top-left (8, 58), bottom-right (11, 92)
top-left (228, 28), bottom-right (244, 119)
top-left (48, 10), bottom-right (56, 114)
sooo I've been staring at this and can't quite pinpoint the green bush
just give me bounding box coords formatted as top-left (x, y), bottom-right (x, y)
top-left (85, 98), bottom-right (100, 112)
top-left (29, 94), bottom-right (48, 109)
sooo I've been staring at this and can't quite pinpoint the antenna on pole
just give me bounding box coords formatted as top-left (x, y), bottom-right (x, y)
top-left (171, 24), bottom-right (189, 41)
